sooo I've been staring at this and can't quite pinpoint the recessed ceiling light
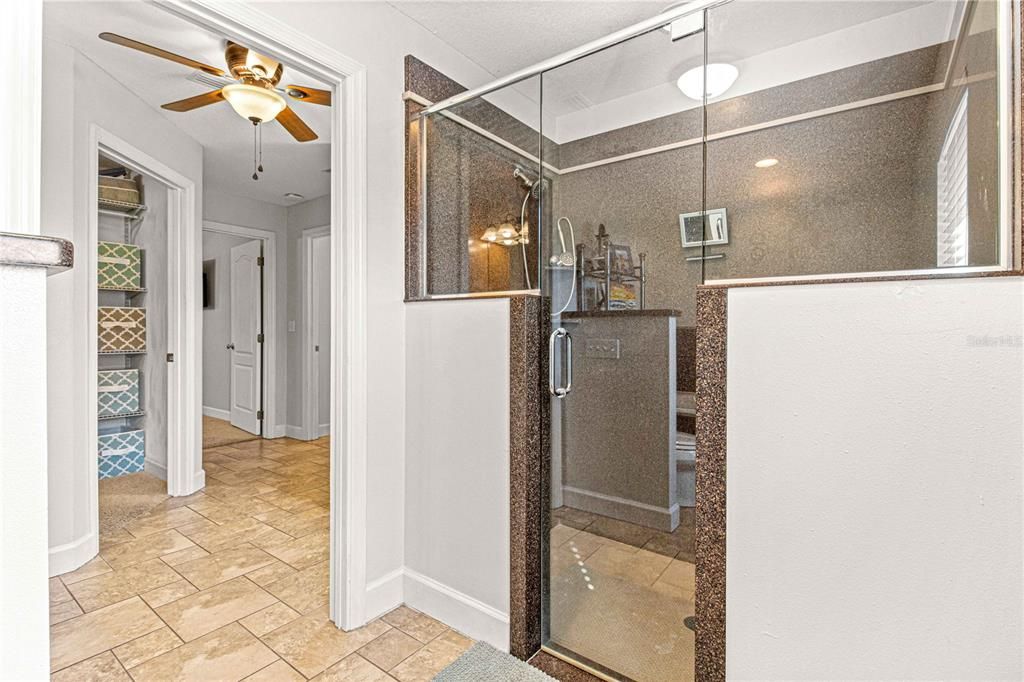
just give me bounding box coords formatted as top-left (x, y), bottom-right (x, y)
top-left (676, 63), bottom-right (739, 101)
top-left (284, 192), bottom-right (305, 200)
top-left (755, 158), bottom-right (779, 168)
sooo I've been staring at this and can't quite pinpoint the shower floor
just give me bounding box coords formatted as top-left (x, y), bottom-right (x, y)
top-left (548, 507), bottom-right (695, 682)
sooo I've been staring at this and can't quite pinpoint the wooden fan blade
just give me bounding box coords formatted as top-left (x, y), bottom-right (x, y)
top-left (161, 90), bottom-right (225, 112)
top-left (99, 32), bottom-right (225, 76)
top-left (285, 85), bottom-right (331, 106)
top-left (276, 106), bottom-right (318, 142)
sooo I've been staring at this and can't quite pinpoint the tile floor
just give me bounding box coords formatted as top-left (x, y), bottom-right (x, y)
top-left (548, 507), bottom-right (695, 682)
top-left (50, 436), bottom-right (473, 681)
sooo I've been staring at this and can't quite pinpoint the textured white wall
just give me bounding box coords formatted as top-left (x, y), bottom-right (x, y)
top-left (257, 0), bottom-right (515, 601)
top-left (726, 277), bottom-right (1024, 680)
top-left (42, 34), bottom-right (204, 575)
top-left (404, 299), bottom-right (511, 647)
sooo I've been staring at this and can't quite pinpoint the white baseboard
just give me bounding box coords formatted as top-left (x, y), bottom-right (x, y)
top-left (191, 469), bottom-right (206, 494)
top-left (563, 485), bottom-right (679, 532)
top-left (145, 458), bottom-right (167, 481)
top-left (365, 567), bottom-right (404, 621)
top-left (49, 531), bottom-right (98, 577)
top-left (202, 405), bottom-right (230, 421)
top-left (265, 424), bottom-right (287, 439)
top-left (317, 423), bottom-right (330, 438)
top-left (403, 568), bottom-right (509, 652)
top-left (285, 425), bottom-right (308, 440)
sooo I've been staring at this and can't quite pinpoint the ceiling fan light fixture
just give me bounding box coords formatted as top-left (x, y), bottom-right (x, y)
top-left (222, 83), bottom-right (286, 123)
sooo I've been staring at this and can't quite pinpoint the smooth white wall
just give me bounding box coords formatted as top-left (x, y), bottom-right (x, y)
top-left (201, 230), bottom-right (253, 415)
top-left (257, 1), bottom-right (516, 610)
top-left (404, 299), bottom-right (511, 648)
top-left (41, 34), bottom-right (204, 575)
top-left (726, 277), bottom-right (1024, 680)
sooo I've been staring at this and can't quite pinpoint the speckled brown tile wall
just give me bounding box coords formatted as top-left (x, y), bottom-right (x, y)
top-left (509, 295), bottom-right (545, 660)
top-left (695, 287), bottom-right (727, 682)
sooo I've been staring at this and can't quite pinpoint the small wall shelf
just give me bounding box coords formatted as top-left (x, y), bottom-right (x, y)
top-left (98, 411), bottom-right (146, 421)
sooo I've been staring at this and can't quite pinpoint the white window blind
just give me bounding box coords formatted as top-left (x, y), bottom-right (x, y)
top-left (936, 93), bottom-right (969, 267)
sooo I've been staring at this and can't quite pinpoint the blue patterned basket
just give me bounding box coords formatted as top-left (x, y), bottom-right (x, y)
top-left (97, 429), bottom-right (145, 479)
top-left (97, 369), bottom-right (140, 417)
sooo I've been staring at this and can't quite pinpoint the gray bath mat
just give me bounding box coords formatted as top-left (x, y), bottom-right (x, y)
top-left (433, 642), bottom-right (555, 681)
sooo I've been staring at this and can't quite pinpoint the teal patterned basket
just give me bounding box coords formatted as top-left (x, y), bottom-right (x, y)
top-left (97, 429), bottom-right (145, 479)
top-left (97, 369), bottom-right (140, 417)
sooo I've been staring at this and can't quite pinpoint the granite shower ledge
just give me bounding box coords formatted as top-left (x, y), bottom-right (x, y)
top-left (698, 268), bottom-right (1022, 291)
top-left (561, 308), bottom-right (682, 319)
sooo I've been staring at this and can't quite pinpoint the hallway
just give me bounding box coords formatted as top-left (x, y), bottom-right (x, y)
top-left (49, 437), bottom-right (472, 680)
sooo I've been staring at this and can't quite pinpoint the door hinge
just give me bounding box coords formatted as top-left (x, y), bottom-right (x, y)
top-left (166, 353), bottom-right (175, 362)
top-left (257, 333), bottom-right (264, 343)
top-left (257, 256), bottom-right (265, 266)
top-left (256, 410), bottom-right (264, 420)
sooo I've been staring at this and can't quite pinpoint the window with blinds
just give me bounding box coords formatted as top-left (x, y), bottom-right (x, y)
top-left (936, 93), bottom-right (969, 267)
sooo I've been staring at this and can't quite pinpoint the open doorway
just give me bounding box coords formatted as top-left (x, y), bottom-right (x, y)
top-left (41, 1), bottom-right (370, 675)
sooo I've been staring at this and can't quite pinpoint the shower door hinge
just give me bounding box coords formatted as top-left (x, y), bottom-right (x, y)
top-left (670, 12), bottom-right (704, 41)
top-left (257, 256), bottom-right (265, 266)
top-left (257, 333), bottom-right (264, 343)
top-left (256, 410), bottom-right (264, 420)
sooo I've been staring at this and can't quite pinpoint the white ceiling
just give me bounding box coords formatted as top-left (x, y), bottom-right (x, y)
top-left (43, 1), bottom-right (331, 206)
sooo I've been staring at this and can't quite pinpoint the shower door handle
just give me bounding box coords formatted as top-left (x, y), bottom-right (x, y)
top-left (549, 327), bottom-right (573, 398)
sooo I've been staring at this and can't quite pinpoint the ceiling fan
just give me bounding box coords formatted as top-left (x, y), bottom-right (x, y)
top-left (99, 32), bottom-right (329, 179)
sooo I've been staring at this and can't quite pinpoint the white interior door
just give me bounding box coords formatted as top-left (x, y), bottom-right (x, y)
top-left (311, 233), bottom-right (331, 436)
top-left (229, 239), bottom-right (262, 435)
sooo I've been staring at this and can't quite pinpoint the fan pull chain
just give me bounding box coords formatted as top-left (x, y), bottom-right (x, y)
top-left (258, 123), bottom-right (264, 174)
top-left (252, 120), bottom-right (259, 181)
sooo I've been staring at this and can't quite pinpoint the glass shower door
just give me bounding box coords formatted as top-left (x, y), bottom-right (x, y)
top-left (541, 14), bottom-right (708, 681)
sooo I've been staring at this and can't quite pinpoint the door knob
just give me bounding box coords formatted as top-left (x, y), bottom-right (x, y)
top-left (226, 343), bottom-right (235, 350)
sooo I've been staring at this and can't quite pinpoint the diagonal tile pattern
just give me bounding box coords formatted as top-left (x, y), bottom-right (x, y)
top-left (50, 435), bottom-right (474, 680)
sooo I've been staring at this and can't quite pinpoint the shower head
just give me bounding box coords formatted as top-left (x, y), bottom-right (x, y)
top-left (513, 166), bottom-right (535, 188)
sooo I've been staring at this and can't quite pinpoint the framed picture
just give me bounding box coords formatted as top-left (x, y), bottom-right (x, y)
top-left (607, 243), bottom-right (635, 276)
top-left (679, 208), bottom-right (728, 248)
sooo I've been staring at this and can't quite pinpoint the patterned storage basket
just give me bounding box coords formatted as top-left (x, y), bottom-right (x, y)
top-left (98, 241), bottom-right (142, 290)
top-left (97, 369), bottom-right (141, 417)
top-left (97, 429), bottom-right (145, 479)
top-left (98, 175), bottom-right (141, 205)
top-left (98, 307), bottom-right (147, 353)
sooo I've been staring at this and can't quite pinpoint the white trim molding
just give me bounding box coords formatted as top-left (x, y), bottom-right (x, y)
top-left (365, 567), bottom-right (405, 621)
top-left (403, 568), bottom-right (511, 652)
top-left (562, 485), bottom-right (680, 532)
top-left (202, 219), bottom-right (279, 441)
top-left (156, 0), bottom-right (370, 630)
top-left (202, 405), bottom-right (230, 421)
top-left (301, 224), bottom-right (331, 442)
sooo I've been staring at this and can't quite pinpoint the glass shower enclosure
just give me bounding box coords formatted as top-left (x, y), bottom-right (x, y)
top-left (416, 0), bottom-right (1013, 678)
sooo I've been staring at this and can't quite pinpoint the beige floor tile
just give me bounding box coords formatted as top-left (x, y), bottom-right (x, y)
top-left (657, 558), bottom-right (696, 589)
top-left (263, 530), bottom-right (329, 569)
top-left (159, 545), bottom-right (210, 567)
top-left (67, 559), bottom-right (181, 612)
top-left (49, 599), bottom-right (83, 625)
top-left (357, 627), bottom-right (423, 671)
top-left (58, 555), bottom-right (113, 586)
top-left (244, 659), bottom-right (306, 681)
top-left (261, 607), bottom-right (391, 678)
top-left (155, 576), bottom-right (277, 642)
top-left (263, 560), bottom-right (329, 613)
top-left (550, 524), bottom-right (579, 547)
top-left (99, 529), bottom-right (195, 570)
top-left (179, 516), bottom-right (290, 554)
top-left (99, 527), bottom-right (136, 552)
top-left (388, 629), bottom-right (470, 682)
top-left (313, 653), bottom-right (395, 681)
top-left (172, 544), bottom-right (277, 590)
top-left (50, 596), bottom-right (163, 672)
top-left (128, 623), bottom-right (278, 682)
top-left (126, 506), bottom-right (208, 539)
top-left (49, 577), bottom-right (72, 605)
top-left (382, 606), bottom-right (448, 644)
top-left (245, 559), bottom-right (299, 587)
top-left (564, 530), bottom-right (638, 560)
top-left (51, 651), bottom-right (131, 682)
top-left (111, 627), bottom-right (183, 669)
top-left (239, 601), bottom-right (301, 637)
top-left (585, 545), bottom-right (673, 587)
top-left (139, 579), bottom-right (199, 608)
